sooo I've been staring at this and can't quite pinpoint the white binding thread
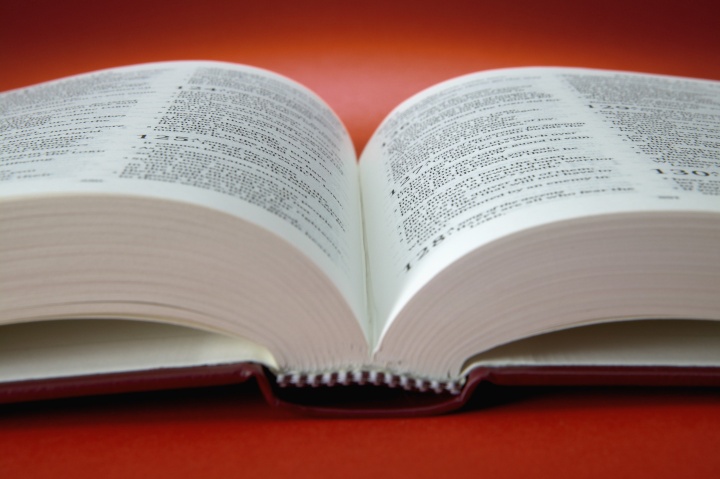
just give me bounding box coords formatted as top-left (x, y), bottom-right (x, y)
top-left (276, 370), bottom-right (465, 395)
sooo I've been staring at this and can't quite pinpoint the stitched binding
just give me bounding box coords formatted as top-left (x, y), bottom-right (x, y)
top-left (276, 370), bottom-right (464, 394)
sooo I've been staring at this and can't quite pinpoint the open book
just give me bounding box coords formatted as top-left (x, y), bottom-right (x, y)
top-left (2, 61), bottom-right (720, 413)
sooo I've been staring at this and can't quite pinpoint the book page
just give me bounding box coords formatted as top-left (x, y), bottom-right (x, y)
top-left (464, 319), bottom-right (720, 369)
top-left (360, 67), bottom-right (720, 346)
top-left (0, 319), bottom-right (277, 382)
top-left (0, 61), bottom-right (367, 327)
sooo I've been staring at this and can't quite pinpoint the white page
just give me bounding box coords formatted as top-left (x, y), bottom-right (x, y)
top-left (0, 319), bottom-right (277, 382)
top-left (0, 61), bottom-right (368, 332)
top-left (360, 67), bottom-right (720, 346)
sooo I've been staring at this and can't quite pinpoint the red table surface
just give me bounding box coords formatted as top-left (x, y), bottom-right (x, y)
top-left (2, 0), bottom-right (720, 477)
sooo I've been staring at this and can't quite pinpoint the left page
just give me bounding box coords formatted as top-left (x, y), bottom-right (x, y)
top-left (0, 61), bottom-right (370, 373)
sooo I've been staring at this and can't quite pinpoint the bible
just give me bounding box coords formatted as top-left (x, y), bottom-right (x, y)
top-left (1, 61), bottom-right (719, 414)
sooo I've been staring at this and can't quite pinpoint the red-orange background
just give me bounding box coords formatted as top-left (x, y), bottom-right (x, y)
top-left (2, 0), bottom-right (720, 477)
top-left (3, 0), bottom-right (720, 152)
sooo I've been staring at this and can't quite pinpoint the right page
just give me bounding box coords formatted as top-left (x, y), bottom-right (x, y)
top-left (359, 67), bottom-right (720, 380)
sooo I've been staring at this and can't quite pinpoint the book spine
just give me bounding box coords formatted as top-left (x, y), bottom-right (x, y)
top-left (276, 370), bottom-right (465, 394)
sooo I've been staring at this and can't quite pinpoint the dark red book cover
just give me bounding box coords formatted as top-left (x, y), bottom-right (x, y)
top-left (2, 362), bottom-right (719, 417)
